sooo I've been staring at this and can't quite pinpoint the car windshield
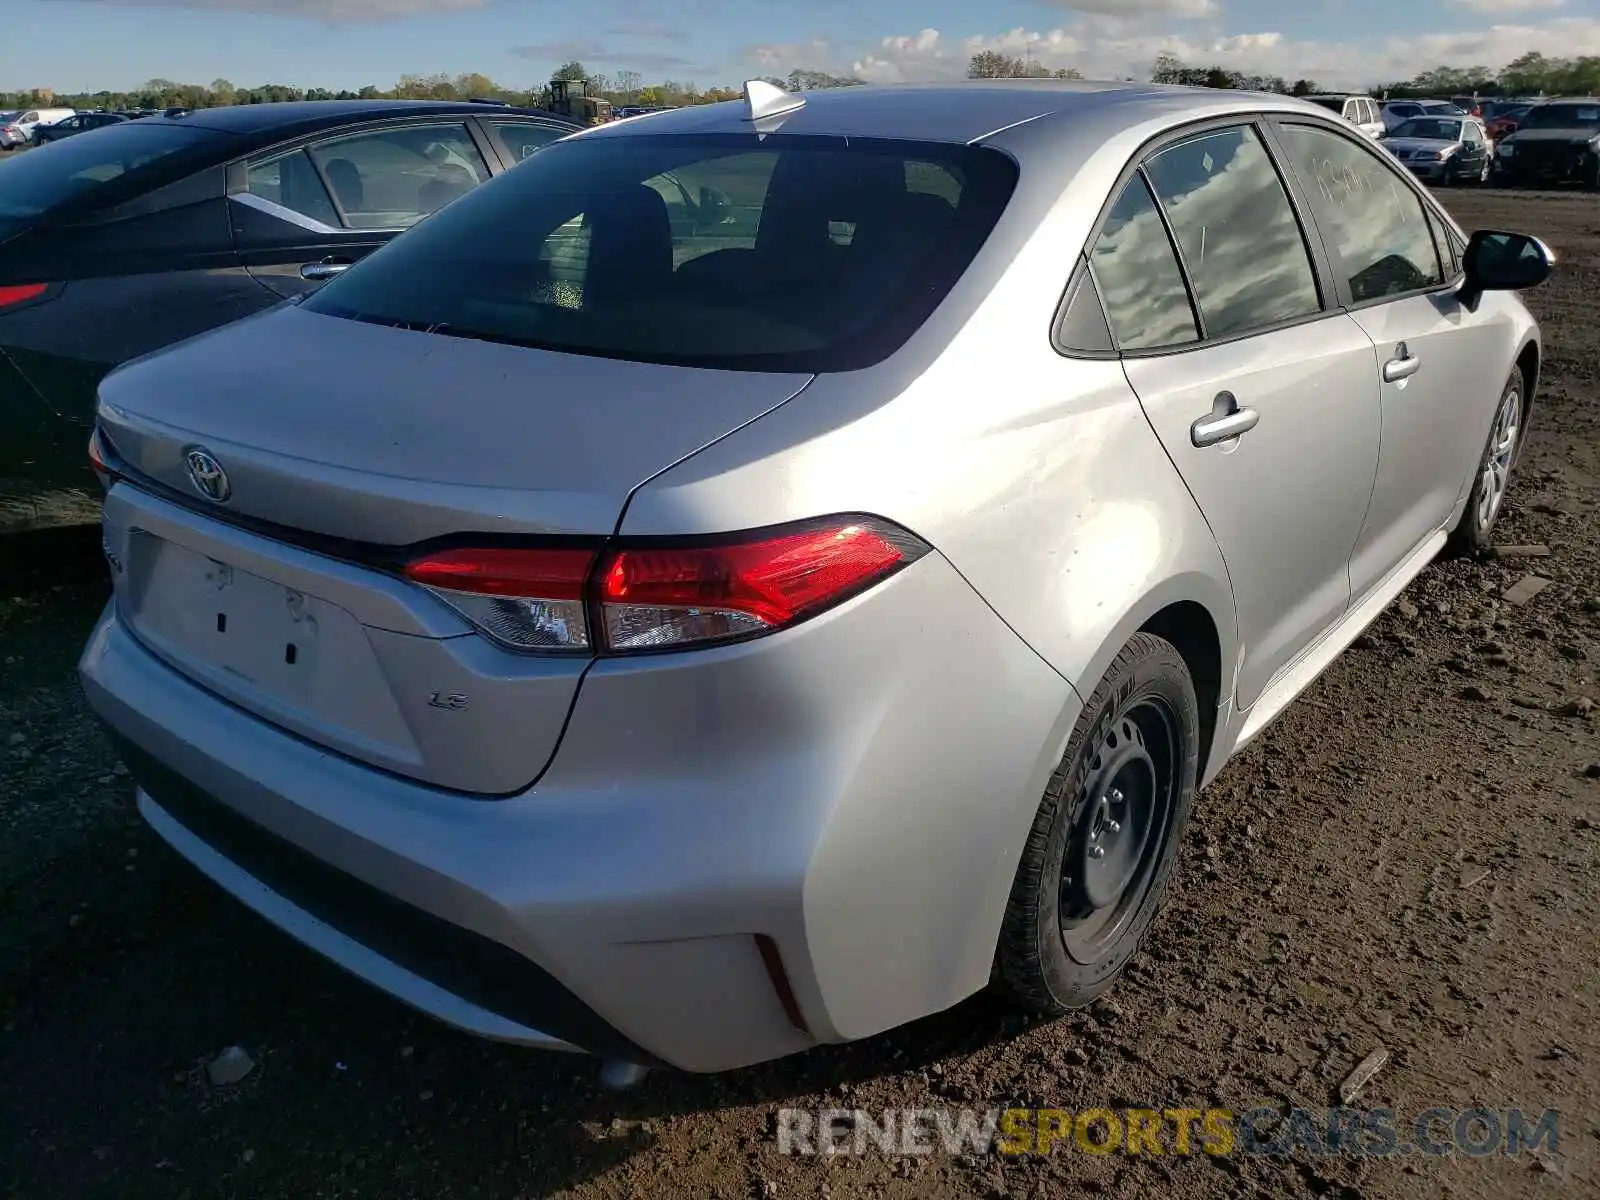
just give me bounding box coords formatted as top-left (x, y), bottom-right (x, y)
top-left (0, 121), bottom-right (227, 220)
top-left (1306, 98), bottom-right (1345, 112)
top-left (1519, 103), bottom-right (1600, 129)
top-left (303, 132), bottom-right (1019, 372)
top-left (1393, 118), bottom-right (1462, 141)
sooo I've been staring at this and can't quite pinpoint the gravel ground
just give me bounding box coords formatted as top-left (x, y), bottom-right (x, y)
top-left (1, 187), bottom-right (1597, 1200)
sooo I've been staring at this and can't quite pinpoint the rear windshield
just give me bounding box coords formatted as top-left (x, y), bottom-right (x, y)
top-left (303, 132), bottom-right (1019, 372)
top-left (1520, 103), bottom-right (1600, 129)
top-left (1306, 98), bottom-right (1345, 113)
top-left (0, 121), bottom-right (226, 221)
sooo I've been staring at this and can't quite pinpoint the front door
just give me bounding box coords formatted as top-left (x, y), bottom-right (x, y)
top-left (1272, 120), bottom-right (1510, 600)
top-left (1093, 123), bottom-right (1382, 708)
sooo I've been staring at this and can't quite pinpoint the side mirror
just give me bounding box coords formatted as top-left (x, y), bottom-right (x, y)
top-left (1459, 229), bottom-right (1555, 311)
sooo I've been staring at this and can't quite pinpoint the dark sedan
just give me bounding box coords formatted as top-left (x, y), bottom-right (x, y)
top-left (0, 100), bottom-right (579, 541)
top-left (1494, 98), bottom-right (1600, 188)
top-left (33, 112), bottom-right (130, 144)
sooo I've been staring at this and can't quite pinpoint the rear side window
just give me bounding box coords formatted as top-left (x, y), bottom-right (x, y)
top-left (1088, 174), bottom-right (1199, 351)
top-left (0, 122), bottom-right (226, 222)
top-left (488, 120), bottom-right (566, 163)
top-left (1278, 124), bottom-right (1443, 302)
top-left (1143, 126), bottom-right (1320, 338)
top-left (303, 133), bottom-right (1018, 371)
top-left (247, 149), bottom-right (338, 227)
top-left (305, 123), bottom-right (491, 229)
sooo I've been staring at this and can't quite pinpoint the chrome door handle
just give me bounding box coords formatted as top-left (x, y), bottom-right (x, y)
top-left (1191, 391), bottom-right (1260, 448)
top-left (1382, 344), bottom-right (1421, 383)
top-left (300, 259), bottom-right (351, 282)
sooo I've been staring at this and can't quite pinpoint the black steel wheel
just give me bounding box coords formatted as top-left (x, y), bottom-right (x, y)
top-left (997, 632), bottom-right (1199, 1013)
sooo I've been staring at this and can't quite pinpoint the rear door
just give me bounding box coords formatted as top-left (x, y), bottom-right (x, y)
top-left (1272, 119), bottom-right (1507, 602)
top-left (230, 118), bottom-right (498, 298)
top-left (1102, 121), bottom-right (1383, 708)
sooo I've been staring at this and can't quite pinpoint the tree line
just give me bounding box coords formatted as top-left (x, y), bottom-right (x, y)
top-left (0, 64), bottom-right (866, 114)
top-left (5, 48), bottom-right (1597, 114)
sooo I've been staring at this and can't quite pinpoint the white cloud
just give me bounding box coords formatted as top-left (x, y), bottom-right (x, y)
top-left (50, 0), bottom-right (486, 17)
top-left (1047, 0), bottom-right (1218, 15)
top-left (823, 16), bottom-right (1600, 89)
top-left (1444, 0), bottom-right (1564, 13)
top-left (511, 39), bottom-right (699, 71)
top-left (744, 38), bottom-right (837, 70)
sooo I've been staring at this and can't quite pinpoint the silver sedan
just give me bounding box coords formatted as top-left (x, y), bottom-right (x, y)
top-left (80, 78), bottom-right (1551, 1079)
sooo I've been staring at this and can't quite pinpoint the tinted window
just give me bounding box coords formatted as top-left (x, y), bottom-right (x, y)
top-left (247, 148), bottom-right (339, 227)
top-left (303, 133), bottom-right (1018, 372)
top-left (0, 121), bottom-right (226, 221)
top-left (1307, 98), bottom-right (1344, 114)
top-left (1520, 103), bottom-right (1600, 129)
top-left (1143, 126), bottom-right (1320, 338)
top-left (1279, 124), bottom-right (1442, 302)
top-left (306, 123), bottom-right (491, 230)
top-left (1088, 174), bottom-right (1198, 350)
top-left (489, 120), bottom-right (566, 163)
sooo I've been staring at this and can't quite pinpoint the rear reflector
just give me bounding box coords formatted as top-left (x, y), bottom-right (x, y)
top-left (0, 283), bottom-right (49, 309)
top-left (401, 517), bottom-right (927, 655)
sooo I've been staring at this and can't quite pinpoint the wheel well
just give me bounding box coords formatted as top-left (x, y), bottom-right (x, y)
top-left (1516, 341), bottom-right (1540, 414)
top-left (1140, 602), bottom-right (1222, 783)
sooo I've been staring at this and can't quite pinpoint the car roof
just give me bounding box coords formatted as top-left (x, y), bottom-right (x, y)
top-left (572, 79), bottom-right (1347, 147)
top-left (150, 99), bottom-right (575, 141)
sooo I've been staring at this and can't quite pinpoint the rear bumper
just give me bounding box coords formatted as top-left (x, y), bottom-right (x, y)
top-left (81, 552), bottom-right (1078, 1072)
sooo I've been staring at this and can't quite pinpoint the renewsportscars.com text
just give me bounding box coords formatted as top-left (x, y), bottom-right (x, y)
top-left (776, 1106), bottom-right (1560, 1159)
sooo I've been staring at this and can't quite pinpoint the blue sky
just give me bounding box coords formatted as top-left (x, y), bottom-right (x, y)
top-left (7, 0), bottom-right (1600, 94)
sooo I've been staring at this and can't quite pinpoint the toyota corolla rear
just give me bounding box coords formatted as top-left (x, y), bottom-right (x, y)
top-left (78, 118), bottom-right (1081, 1072)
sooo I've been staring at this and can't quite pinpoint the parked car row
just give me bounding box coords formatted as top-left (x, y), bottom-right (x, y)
top-left (0, 106), bottom-right (78, 149)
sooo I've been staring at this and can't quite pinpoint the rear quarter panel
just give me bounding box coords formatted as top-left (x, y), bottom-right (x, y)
top-left (620, 104), bottom-right (1241, 753)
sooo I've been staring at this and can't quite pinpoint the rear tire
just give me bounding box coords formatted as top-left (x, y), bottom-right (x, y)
top-left (996, 633), bottom-right (1199, 1014)
top-left (1445, 368), bottom-right (1526, 559)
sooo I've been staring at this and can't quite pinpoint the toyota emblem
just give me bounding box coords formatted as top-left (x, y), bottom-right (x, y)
top-left (184, 447), bottom-right (231, 503)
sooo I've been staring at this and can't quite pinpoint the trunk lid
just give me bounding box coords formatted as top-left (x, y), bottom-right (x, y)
top-left (96, 301), bottom-right (813, 545)
top-left (96, 302), bottom-right (812, 794)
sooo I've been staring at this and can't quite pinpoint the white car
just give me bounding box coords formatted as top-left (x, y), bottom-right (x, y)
top-left (1304, 94), bottom-right (1386, 140)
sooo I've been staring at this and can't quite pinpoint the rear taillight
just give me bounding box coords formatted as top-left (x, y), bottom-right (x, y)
top-left (404, 546), bottom-right (595, 651)
top-left (87, 425), bottom-right (112, 488)
top-left (0, 283), bottom-right (49, 309)
top-left (402, 516), bottom-right (927, 655)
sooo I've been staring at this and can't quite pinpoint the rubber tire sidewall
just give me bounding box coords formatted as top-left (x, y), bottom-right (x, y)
top-left (996, 631), bottom-right (1200, 1014)
top-left (1446, 368), bottom-right (1525, 559)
